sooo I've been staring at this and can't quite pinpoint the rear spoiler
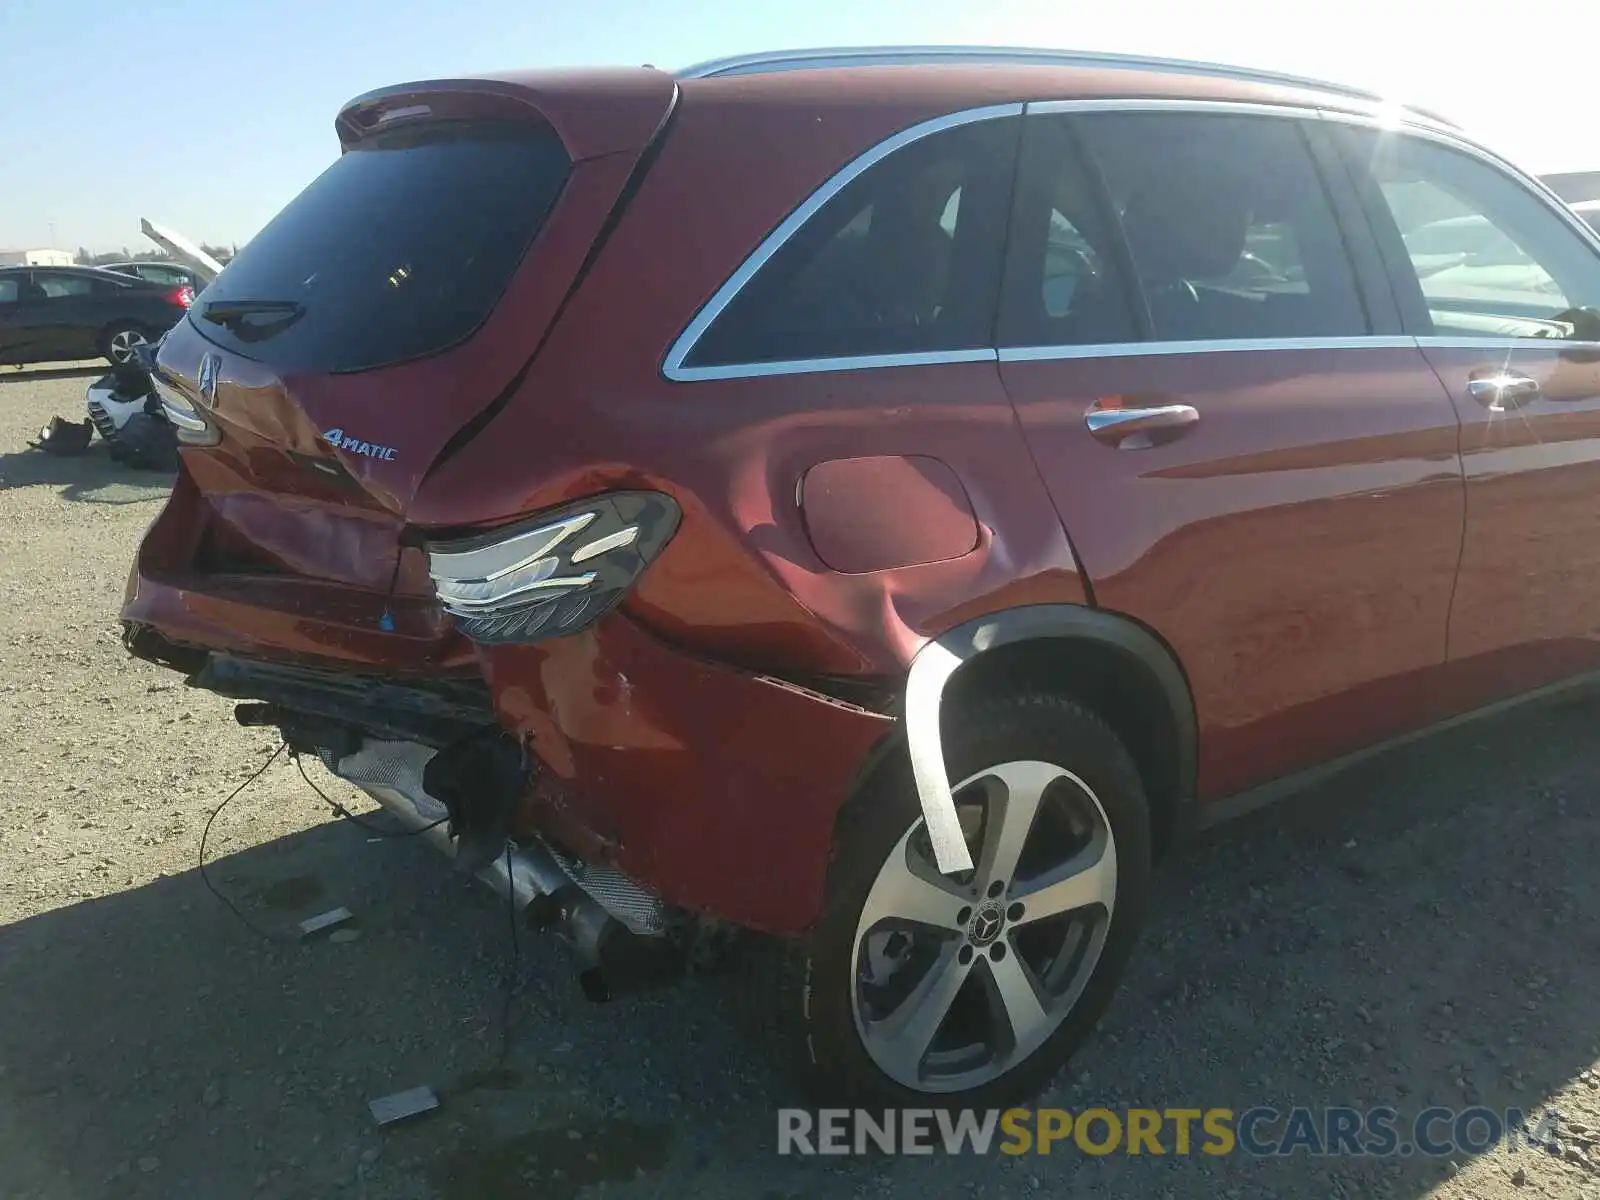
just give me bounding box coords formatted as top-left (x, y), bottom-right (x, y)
top-left (140, 217), bottom-right (224, 284)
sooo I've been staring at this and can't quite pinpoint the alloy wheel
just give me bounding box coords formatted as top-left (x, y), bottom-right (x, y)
top-left (108, 329), bottom-right (147, 363)
top-left (850, 760), bottom-right (1117, 1093)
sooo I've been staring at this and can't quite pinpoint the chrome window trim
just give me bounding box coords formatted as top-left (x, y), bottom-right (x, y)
top-left (999, 337), bottom-right (1417, 362)
top-left (1415, 336), bottom-right (1600, 351)
top-left (661, 103), bottom-right (1023, 383)
top-left (663, 96), bottom-right (1595, 382)
top-left (1025, 97), bottom-right (1324, 120)
top-left (671, 348), bottom-right (996, 382)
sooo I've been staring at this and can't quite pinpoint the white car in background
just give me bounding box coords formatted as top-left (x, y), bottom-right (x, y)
top-left (1574, 199), bottom-right (1600, 233)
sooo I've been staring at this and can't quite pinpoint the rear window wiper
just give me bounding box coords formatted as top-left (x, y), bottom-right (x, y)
top-left (201, 298), bottom-right (306, 325)
top-left (200, 298), bottom-right (306, 343)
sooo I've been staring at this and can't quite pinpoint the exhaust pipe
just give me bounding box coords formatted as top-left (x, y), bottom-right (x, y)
top-left (354, 765), bottom-right (568, 910)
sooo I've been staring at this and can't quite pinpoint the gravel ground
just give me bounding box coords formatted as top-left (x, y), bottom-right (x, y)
top-left (1, 369), bottom-right (1598, 1200)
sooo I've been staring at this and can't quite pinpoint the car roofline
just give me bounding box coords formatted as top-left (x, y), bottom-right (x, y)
top-left (676, 45), bottom-right (1455, 127)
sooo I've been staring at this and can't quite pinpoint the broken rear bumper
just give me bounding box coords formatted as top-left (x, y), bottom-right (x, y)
top-left (124, 469), bottom-right (897, 935)
top-left (126, 607), bottom-right (895, 936)
top-left (471, 617), bottom-right (895, 934)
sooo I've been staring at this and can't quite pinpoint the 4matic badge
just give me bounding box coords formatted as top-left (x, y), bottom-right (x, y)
top-left (321, 427), bottom-right (397, 461)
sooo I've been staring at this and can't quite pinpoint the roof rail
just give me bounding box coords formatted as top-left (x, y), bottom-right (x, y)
top-left (677, 45), bottom-right (1454, 126)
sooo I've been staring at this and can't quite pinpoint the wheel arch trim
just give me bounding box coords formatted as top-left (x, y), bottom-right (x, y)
top-left (904, 604), bottom-right (1196, 873)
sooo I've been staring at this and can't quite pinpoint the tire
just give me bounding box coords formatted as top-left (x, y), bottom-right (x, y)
top-left (788, 691), bottom-right (1152, 1108)
top-left (98, 323), bottom-right (150, 366)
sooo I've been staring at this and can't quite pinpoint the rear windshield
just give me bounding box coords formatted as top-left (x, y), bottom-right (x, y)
top-left (192, 119), bottom-right (571, 373)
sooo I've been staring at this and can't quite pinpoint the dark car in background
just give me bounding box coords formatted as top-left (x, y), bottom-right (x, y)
top-left (100, 261), bottom-right (206, 291)
top-left (0, 266), bottom-right (192, 366)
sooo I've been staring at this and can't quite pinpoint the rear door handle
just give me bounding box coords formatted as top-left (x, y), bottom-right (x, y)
top-left (1085, 403), bottom-right (1200, 447)
top-left (1466, 373), bottom-right (1541, 411)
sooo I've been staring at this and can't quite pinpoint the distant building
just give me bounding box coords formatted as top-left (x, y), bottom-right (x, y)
top-left (0, 248), bottom-right (75, 267)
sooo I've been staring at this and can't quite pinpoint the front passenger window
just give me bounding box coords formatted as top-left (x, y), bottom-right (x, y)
top-left (1340, 131), bottom-right (1600, 342)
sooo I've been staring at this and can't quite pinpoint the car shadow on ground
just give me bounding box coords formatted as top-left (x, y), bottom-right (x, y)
top-left (1, 698), bottom-right (1598, 1199)
top-left (1, 362), bottom-right (108, 383)
top-left (0, 440), bottom-right (172, 502)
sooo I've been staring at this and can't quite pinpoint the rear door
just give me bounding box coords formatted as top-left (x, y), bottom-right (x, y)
top-left (33, 270), bottom-right (101, 358)
top-left (1334, 125), bottom-right (1600, 700)
top-left (998, 104), bottom-right (1466, 798)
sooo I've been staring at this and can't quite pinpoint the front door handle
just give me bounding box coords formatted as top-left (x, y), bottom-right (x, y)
top-left (1085, 403), bottom-right (1200, 448)
top-left (1467, 373), bottom-right (1541, 411)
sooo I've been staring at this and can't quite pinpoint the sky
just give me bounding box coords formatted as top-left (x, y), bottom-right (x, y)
top-left (1, 0), bottom-right (1594, 252)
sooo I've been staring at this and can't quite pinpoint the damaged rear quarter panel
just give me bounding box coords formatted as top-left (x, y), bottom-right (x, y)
top-left (478, 615), bottom-right (892, 934)
top-left (410, 77), bottom-right (1098, 931)
top-left (411, 77), bottom-right (1091, 676)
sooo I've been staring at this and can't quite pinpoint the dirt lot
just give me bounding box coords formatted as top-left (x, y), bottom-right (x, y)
top-left (1, 369), bottom-right (1598, 1200)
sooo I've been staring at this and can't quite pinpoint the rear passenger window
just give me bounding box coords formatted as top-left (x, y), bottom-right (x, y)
top-left (38, 275), bottom-right (94, 298)
top-left (1079, 114), bottom-right (1368, 343)
top-left (684, 118), bottom-right (1019, 369)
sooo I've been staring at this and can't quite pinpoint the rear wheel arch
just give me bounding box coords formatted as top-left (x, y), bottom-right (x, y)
top-left (904, 605), bottom-right (1196, 865)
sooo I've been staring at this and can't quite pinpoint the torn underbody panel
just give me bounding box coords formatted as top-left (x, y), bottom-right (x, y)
top-left (325, 735), bottom-right (680, 1001)
top-left (252, 705), bottom-right (684, 1001)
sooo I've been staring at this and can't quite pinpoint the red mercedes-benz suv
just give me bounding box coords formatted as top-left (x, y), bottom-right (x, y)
top-left (122, 45), bottom-right (1600, 1106)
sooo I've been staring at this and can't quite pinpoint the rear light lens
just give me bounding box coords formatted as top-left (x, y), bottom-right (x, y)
top-left (167, 285), bottom-right (194, 308)
top-left (425, 492), bottom-right (681, 645)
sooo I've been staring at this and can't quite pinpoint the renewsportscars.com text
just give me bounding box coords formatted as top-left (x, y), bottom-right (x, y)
top-left (778, 1106), bottom-right (1564, 1158)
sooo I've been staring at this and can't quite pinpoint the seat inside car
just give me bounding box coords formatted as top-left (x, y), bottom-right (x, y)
top-left (1107, 128), bottom-right (1358, 343)
top-left (1118, 173), bottom-right (1261, 341)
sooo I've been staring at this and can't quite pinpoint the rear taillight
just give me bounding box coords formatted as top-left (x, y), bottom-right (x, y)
top-left (167, 285), bottom-right (194, 308)
top-left (425, 492), bottom-right (680, 645)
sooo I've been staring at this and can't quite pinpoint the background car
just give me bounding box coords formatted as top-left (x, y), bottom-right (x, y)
top-left (1574, 198), bottom-right (1600, 234)
top-left (99, 260), bottom-right (206, 291)
top-left (0, 265), bottom-right (192, 366)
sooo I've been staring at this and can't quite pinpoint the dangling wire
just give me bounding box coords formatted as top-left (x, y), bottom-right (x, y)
top-left (197, 741), bottom-right (290, 941)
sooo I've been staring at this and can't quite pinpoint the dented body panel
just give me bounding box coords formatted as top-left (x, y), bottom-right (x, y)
top-left (122, 57), bottom-right (1600, 941)
top-left (481, 615), bottom-right (892, 932)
